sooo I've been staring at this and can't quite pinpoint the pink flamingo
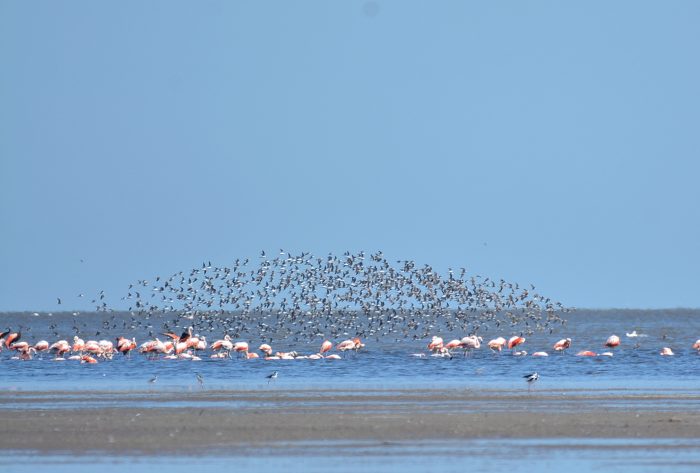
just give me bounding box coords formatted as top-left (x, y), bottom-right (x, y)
top-left (508, 336), bottom-right (525, 353)
top-left (553, 338), bottom-right (572, 353)
top-left (487, 337), bottom-right (506, 353)
top-left (604, 335), bottom-right (620, 349)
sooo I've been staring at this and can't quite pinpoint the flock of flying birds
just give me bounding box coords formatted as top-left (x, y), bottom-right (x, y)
top-left (4, 251), bottom-right (700, 363)
top-left (71, 250), bottom-right (571, 343)
top-left (4, 251), bottom-right (698, 391)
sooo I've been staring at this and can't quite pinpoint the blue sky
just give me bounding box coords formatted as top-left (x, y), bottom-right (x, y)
top-left (1, 1), bottom-right (699, 311)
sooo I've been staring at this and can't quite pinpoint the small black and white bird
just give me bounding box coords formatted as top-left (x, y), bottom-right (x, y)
top-left (148, 375), bottom-right (158, 384)
top-left (195, 372), bottom-right (204, 388)
top-left (266, 371), bottom-right (278, 384)
top-left (523, 372), bottom-right (539, 390)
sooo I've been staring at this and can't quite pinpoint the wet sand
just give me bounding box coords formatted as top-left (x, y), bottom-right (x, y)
top-left (2, 389), bottom-right (700, 454)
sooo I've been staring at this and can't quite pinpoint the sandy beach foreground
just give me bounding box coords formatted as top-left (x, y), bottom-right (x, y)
top-left (1, 389), bottom-right (700, 454)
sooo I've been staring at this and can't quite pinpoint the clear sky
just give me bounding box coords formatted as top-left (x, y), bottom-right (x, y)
top-left (1, 1), bottom-right (699, 311)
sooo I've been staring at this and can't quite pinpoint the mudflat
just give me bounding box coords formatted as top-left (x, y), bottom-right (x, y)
top-left (1, 389), bottom-right (699, 454)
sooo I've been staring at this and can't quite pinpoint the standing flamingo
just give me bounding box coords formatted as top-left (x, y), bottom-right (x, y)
top-left (72, 336), bottom-right (85, 353)
top-left (117, 337), bottom-right (136, 357)
top-left (320, 340), bottom-right (333, 355)
top-left (508, 336), bottom-right (525, 353)
top-left (459, 335), bottom-right (482, 357)
top-left (4, 330), bottom-right (21, 349)
top-left (427, 336), bottom-right (444, 353)
top-left (233, 341), bottom-right (249, 358)
top-left (210, 335), bottom-right (233, 357)
top-left (258, 344), bottom-right (273, 357)
top-left (487, 337), bottom-right (506, 353)
top-left (336, 339), bottom-right (357, 353)
top-left (49, 340), bottom-right (71, 359)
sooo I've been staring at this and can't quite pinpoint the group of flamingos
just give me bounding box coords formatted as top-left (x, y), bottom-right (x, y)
top-left (2, 327), bottom-right (699, 363)
top-left (0, 327), bottom-right (364, 363)
top-left (421, 334), bottom-right (700, 358)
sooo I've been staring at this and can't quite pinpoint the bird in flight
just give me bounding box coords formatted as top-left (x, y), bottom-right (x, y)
top-left (195, 372), bottom-right (204, 388)
top-left (148, 375), bottom-right (158, 384)
top-left (266, 371), bottom-right (278, 384)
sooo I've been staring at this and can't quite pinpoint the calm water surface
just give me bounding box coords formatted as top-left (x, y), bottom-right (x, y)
top-left (1, 309), bottom-right (698, 392)
top-left (3, 438), bottom-right (700, 473)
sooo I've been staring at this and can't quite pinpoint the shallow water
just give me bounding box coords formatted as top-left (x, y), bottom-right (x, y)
top-left (3, 438), bottom-right (700, 473)
top-left (1, 309), bottom-right (699, 394)
top-left (1, 310), bottom-right (699, 471)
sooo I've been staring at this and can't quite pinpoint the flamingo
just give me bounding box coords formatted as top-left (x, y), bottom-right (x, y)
top-left (233, 341), bottom-right (249, 358)
top-left (49, 340), bottom-right (70, 359)
top-left (692, 339), bottom-right (700, 351)
top-left (258, 344), bottom-right (273, 357)
top-left (116, 337), bottom-right (136, 356)
top-left (81, 355), bottom-right (98, 364)
top-left (186, 335), bottom-right (200, 350)
top-left (84, 340), bottom-right (101, 356)
top-left (98, 339), bottom-right (115, 357)
top-left (163, 326), bottom-right (193, 343)
top-left (427, 336), bottom-right (444, 352)
top-left (459, 335), bottom-right (482, 357)
top-left (659, 347), bottom-right (674, 356)
top-left (139, 338), bottom-right (168, 357)
top-left (553, 338), bottom-right (571, 353)
top-left (14, 346), bottom-right (36, 361)
top-left (532, 351), bottom-right (549, 357)
top-left (353, 338), bottom-right (365, 351)
top-left (604, 335), bottom-right (620, 349)
top-left (34, 340), bottom-right (49, 352)
top-left (336, 339), bottom-right (356, 353)
top-left (4, 330), bottom-right (21, 349)
top-left (210, 335), bottom-right (233, 357)
top-left (320, 340), bottom-right (333, 355)
top-left (72, 336), bottom-right (85, 353)
top-left (487, 337), bottom-right (506, 353)
top-left (194, 336), bottom-right (207, 354)
top-left (508, 336), bottom-right (525, 353)
top-left (576, 350), bottom-right (597, 357)
top-left (10, 341), bottom-right (29, 352)
top-left (174, 340), bottom-right (188, 355)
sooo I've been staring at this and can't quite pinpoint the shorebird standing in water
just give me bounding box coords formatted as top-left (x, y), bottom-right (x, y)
top-left (195, 372), bottom-right (204, 388)
top-left (148, 375), bottom-right (158, 384)
top-left (266, 371), bottom-right (278, 384)
top-left (524, 372), bottom-right (539, 391)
